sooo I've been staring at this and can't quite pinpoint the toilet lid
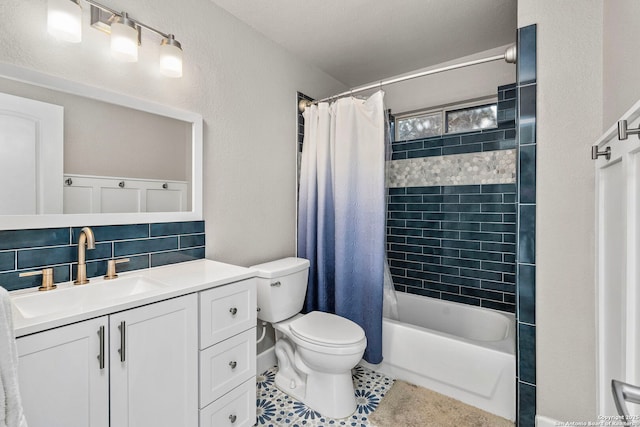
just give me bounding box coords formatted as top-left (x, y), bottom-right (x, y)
top-left (289, 311), bottom-right (365, 346)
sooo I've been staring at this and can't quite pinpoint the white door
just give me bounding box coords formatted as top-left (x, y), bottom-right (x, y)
top-left (109, 294), bottom-right (198, 427)
top-left (17, 317), bottom-right (109, 427)
top-left (0, 92), bottom-right (63, 214)
top-left (596, 113), bottom-right (640, 416)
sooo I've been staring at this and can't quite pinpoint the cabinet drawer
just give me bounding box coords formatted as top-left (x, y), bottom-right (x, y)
top-left (200, 278), bottom-right (256, 349)
top-left (200, 328), bottom-right (256, 408)
top-left (199, 378), bottom-right (256, 427)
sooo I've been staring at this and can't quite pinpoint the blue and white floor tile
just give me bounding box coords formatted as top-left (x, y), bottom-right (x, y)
top-left (255, 365), bottom-right (394, 427)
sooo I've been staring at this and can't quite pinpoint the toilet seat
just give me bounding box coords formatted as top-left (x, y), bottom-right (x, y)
top-left (289, 311), bottom-right (367, 354)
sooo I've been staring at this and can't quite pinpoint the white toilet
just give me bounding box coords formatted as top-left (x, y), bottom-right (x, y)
top-left (251, 257), bottom-right (367, 419)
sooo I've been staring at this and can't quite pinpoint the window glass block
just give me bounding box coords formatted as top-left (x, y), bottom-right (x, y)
top-left (396, 112), bottom-right (442, 140)
top-left (446, 104), bottom-right (497, 134)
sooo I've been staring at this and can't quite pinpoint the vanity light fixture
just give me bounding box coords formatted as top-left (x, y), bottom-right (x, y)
top-left (47, 0), bottom-right (82, 43)
top-left (110, 12), bottom-right (139, 62)
top-left (159, 34), bottom-right (183, 78)
top-left (46, 0), bottom-right (184, 77)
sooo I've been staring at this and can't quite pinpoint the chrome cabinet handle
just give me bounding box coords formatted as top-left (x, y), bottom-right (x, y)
top-left (97, 326), bottom-right (105, 370)
top-left (229, 414), bottom-right (237, 423)
top-left (229, 307), bottom-right (238, 316)
top-left (118, 321), bottom-right (126, 362)
top-left (229, 360), bottom-right (237, 369)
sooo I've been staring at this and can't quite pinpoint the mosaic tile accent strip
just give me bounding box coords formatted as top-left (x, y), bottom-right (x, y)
top-left (255, 365), bottom-right (394, 426)
top-left (0, 221), bottom-right (205, 292)
top-left (386, 149), bottom-right (516, 188)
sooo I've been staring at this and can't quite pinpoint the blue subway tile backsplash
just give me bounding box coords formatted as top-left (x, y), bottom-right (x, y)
top-left (151, 247), bottom-right (206, 267)
top-left (0, 228), bottom-right (70, 250)
top-left (117, 254), bottom-right (151, 273)
top-left (114, 237), bottom-right (179, 257)
top-left (17, 246), bottom-right (78, 269)
top-left (0, 252), bottom-right (14, 272)
top-left (150, 220), bottom-right (205, 237)
top-left (0, 221), bottom-right (205, 291)
top-left (71, 224), bottom-right (149, 243)
top-left (180, 234), bottom-right (206, 249)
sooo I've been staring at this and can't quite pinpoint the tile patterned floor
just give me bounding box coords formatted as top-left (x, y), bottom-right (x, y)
top-left (255, 365), bottom-right (395, 426)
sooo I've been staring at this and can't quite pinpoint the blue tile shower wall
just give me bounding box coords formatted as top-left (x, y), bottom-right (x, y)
top-left (388, 83), bottom-right (518, 314)
top-left (516, 24), bottom-right (537, 427)
top-left (0, 221), bottom-right (205, 291)
top-left (388, 183), bottom-right (516, 312)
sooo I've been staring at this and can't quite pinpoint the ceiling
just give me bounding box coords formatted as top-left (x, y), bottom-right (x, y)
top-left (210, 0), bottom-right (517, 87)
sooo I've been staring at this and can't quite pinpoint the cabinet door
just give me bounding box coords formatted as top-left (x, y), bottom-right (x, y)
top-left (109, 294), bottom-right (198, 427)
top-left (17, 317), bottom-right (109, 427)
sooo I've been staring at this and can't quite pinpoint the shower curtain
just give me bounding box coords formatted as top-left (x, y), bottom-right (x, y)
top-left (297, 91), bottom-right (386, 363)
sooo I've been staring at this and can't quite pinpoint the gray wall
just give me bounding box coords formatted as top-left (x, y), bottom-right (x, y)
top-left (0, 0), bottom-right (346, 267)
top-left (604, 1), bottom-right (640, 129)
top-left (518, 0), bottom-right (602, 422)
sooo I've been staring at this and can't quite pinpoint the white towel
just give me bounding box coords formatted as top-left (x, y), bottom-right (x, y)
top-left (0, 287), bottom-right (27, 427)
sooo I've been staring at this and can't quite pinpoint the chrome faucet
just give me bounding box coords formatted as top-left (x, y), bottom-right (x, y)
top-left (74, 227), bottom-right (95, 285)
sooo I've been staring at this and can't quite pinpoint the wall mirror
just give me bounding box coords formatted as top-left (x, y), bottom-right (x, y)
top-left (0, 62), bottom-right (202, 230)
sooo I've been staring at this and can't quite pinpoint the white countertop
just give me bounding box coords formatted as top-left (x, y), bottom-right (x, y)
top-left (10, 259), bottom-right (257, 337)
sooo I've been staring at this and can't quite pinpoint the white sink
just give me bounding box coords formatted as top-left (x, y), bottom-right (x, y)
top-left (11, 275), bottom-right (169, 320)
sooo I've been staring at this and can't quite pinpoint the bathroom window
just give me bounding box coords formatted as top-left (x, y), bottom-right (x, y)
top-left (446, 103), bottom-right (497, 133)
top-left (395, 111), bottom-right (442, 140)
top-left (395, 98), bottom-right (497, 141)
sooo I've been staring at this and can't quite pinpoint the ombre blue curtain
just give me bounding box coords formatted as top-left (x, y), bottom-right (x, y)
top-left (297, 91), bottom-right (386, 363)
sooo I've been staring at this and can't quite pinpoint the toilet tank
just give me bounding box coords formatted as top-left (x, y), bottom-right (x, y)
top-left (250, 257), bottom-right (310, 323)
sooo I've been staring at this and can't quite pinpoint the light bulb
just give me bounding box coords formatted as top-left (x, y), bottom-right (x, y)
top-left (47, 0), bottom-right (82, 43)
top-left (110, 13), bottom-right (138, 62)
top-left (159, 35), bottom-right (183, 78)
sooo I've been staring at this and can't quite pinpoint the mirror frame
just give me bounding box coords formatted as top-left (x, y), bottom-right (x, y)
top-left (0, 62), bottom-right (203, 230)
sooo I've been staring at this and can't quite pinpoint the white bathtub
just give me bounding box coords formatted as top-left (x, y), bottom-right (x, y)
top-left (362, 291), bottom-right (516, 421)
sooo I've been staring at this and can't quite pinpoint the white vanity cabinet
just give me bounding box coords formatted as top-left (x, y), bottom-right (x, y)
top-left (17, 294), bottom-right (198, 427)
top-left (199, 279), bottom-right (257, 427)
top-left (14, 260), bottom-right (259, 427)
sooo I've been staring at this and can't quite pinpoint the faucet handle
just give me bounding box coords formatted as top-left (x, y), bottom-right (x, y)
top-left (19, 268), bottom-right (56, 291)
top-left (104, 258), bottom-right (130, 280)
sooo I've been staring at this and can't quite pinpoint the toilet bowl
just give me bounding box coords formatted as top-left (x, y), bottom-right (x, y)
top-left (251, 258), bottom-right (367, 419)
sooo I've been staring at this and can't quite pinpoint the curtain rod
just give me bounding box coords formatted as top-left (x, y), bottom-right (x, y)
top-left (299, 44), bottom-right (517, 113)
